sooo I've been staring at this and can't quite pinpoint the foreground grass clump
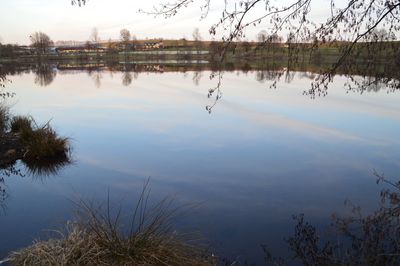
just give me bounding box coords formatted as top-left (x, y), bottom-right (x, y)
top-left (7, 183), bottom-right (213, 266)
top-left (9, 223), bottom-right (210, 266)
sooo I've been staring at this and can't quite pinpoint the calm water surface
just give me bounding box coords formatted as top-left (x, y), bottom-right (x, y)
top-left (1, 68), bottom-right (400, 263)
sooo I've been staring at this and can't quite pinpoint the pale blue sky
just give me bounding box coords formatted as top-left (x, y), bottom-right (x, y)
top-left (0, 0), bottom-right (336, 45)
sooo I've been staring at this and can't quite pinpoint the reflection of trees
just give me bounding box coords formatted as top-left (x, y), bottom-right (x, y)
top-left (264, 172), bottom-right (400, 265)
top-left (343, 64), bottom-right (400, 95)
top-left (89, 71), bottom-right (103, 88)
top-left (122, 72), bottom-right (132, 86)
top-left (345, 76), bottom-right (388, 94)
top-left (2, 60), bottom-right (400, 104)
top-left (298, 71), bottom-right (316, 80)
top-left (33, 64), bottom-right (57, 87)
top-left (304, 62), bottom-right (400, 98)
top-left (0, 73), bottom-right (6, 88)
top-left (192, 71), bottom-right (202, 86)
top-left (255, 70), bottom-right (285, 83)
top-left (121, 64), bottom-right (134, 86)
top-left (284, 70), bottom-right (295, 84)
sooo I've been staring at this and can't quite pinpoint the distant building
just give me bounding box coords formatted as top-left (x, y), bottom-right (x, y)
top-left (141, 41), bottom-right (164, 50)
top-left (142, 64), bottom-right (164, 72)
top-left (55, 45), bottom-right (105, 54)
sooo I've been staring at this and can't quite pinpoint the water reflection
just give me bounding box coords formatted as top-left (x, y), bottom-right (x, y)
top-left (255, 69), bottom-right (285, 83)
top-left (0, 151), bottom-right (71, 209)
top-left (345, 74), bottom-right (400, 94)
top-left (192, 71), bottom-right (202, 86)
top-left (0, 163), bottom-right (22, 208)
top-left (304, 61), bottom-right (400, 98)
top-left (1, 61), bottom-right (399, 93)
top-left (86, 68), bottom-right (103, 88)
top-left (1, 61), bottom-right (399, 118)
top-left (22, 156), bottom-right (71, 178)
top-left (263, 172), bottom-right (400, 265)
top-left (1, 152), bottom-right (71, 202)
top-left (1, 64), bottom-right (400, 262)
top-left (0, 73), bottom-right (6, 89)
top-left (33, 64), bottom-right (57, 87)
top-left (122, 72), bottom-right (132, 86)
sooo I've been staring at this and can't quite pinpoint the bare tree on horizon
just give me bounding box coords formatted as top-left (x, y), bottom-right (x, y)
top-left (120, 28), bottom-right (131, 59)
top-left (30, 32), bottom-right (53, 56)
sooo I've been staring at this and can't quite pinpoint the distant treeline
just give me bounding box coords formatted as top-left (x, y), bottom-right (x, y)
top-left (1, 39), bottom-right (400, 76)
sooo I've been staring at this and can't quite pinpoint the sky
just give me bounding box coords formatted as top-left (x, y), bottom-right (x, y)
top-left (0, 0), bottom-right (337, 45)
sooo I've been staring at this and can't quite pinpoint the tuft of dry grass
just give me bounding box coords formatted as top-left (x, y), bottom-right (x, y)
top-left (10, 116), bottom-right (33, 134)
top-left (7, 181), bottom-right (214, 266)
top-left (0, 107), bottom-right (70, 165)
top-left (19, 122), bottom-right (70, 162)
top-left (7, 223), bottom-right (106, 266)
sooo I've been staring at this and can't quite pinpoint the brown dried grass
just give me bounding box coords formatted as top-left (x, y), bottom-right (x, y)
top-left (7, 181), bottom-right (213, 266)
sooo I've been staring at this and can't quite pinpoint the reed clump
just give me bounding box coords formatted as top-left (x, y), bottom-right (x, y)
top-left (7, 182), bottom-right (213, 266)
top-left (10, 116), bottom-right (70, 162)
top-left (10, 116), bottom-right (33, 134)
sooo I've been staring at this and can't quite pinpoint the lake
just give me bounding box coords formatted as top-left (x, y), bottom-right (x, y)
top-left (1, 63), bottom-right (400, 264)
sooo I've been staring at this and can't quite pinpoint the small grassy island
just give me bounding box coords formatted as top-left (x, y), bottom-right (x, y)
top-left (0, 106), bottom-right (70, 174)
